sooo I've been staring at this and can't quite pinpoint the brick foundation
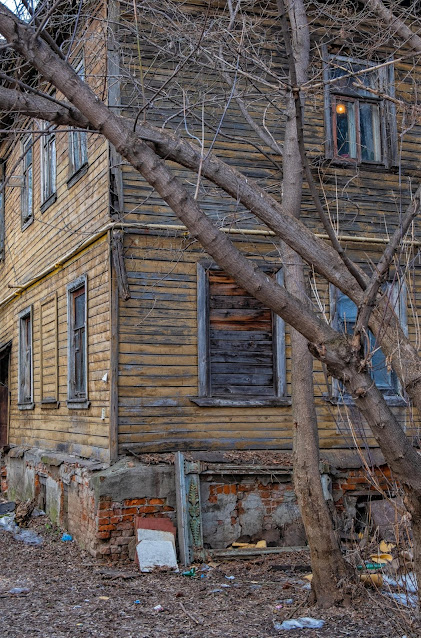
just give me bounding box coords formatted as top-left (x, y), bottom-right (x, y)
top-left (0, 446), bottom-right (398, 562)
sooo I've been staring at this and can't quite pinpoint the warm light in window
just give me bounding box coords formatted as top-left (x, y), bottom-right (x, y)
top-left (336, 103), bottom-right (347, 115)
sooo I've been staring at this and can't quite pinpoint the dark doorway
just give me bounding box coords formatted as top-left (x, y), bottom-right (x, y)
top-left (0, 344), bottom-right (10, 447)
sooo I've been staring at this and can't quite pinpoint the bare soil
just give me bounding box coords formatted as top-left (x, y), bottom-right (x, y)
top-left (0, 517), bottom-right (418, 638)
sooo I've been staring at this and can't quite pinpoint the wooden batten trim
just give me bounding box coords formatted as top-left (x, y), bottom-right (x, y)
top-left (109, 230), bottom-right (119, 462)
top-left (1, 221), bottom-right (419, 311)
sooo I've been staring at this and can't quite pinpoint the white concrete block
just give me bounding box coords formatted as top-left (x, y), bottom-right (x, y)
top-left (137, 528), bottom-right (176, 551)
top-left (136, 540), bottom-right (179, 572)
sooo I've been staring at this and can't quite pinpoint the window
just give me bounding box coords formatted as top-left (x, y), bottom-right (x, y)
top-left (0, 161), bottom-right (5, 261)
top-left (192, 264), bottom-right (288, 407)
top-left (21, 136), bottom-right (33, 229)
top-left (68, 58), bottom-right (88, 183)
top-left (18, 306), bottom-right (33, 409)
top-left (67, 276), bottom-right (89, 408)
top-left (40, 121), bottom-right (56, 209)
top-left (331, 283), bottom-right (407, 402)
top-left (40, 293), bottom-right (59, 408)
top-left (323, 49), bottom-right (397, 167)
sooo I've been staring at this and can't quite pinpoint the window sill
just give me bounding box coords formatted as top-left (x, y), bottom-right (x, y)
top-left (41, 400), bottom-right (60, 409)
top-left (40, 192), bottom-right (57, 213)
top-left (324, 394), bottom-right (407, 407)
top-left (327, 158), bottom-right (389, 171)
top-left (190, 396), bottom-right (291, 408)
top-left (21, 216), bottom-right (34, 232)
top-left (67, 163), bottom-right (88, 189)
top-left (18, 402), bottom-right (35, 411)
top-left (67, 399), bottom-right (90, 409)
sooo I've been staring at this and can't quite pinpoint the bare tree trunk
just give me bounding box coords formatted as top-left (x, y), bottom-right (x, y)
top-left (0, 1), bottom-right (420, 595)
top-left (280, 0), bottom-right (348, 606)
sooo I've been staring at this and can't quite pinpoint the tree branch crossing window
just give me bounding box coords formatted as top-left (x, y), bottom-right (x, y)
top-left (21, 136), bottom-right (33, 229)
top-left (40, 121), bottom-right (56, 208)
top-left (68, 58), bottom-right (88, 181)
top-left (193, 264), bottom-right (288, 407)
top-left (331, 283), bottom-right (407, 401)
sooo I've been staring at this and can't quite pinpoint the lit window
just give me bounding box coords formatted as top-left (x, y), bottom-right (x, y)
top-left (323, 51), bottom-right (397, 167)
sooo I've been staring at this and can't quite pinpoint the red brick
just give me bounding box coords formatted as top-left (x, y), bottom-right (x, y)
top-left (98, 545), bottom-right (111, 554)
top-left (124, 498), bottom-right (147, 506)
top-left (230, 485), bottom-right (237, 494)
top-left (116, 521), bottom-right (133, 530)
top-left (223, 485), bottom-right (231, 495)
top-left (162, 506), bottom-right (174, 512)
top-left (120, 507), bottom-right (138, 515)
top-left (96, 531), bottom-right (111, 540)
top-left (98, 524), bottom-right (115, 532)
top-left (115, 536), bottom-right (131, 545)
top-left (110, 516), bottom-right (121, 525)
top-left (99, 500), bottom-right (112, 510)
top-left (121, 514), bottom-right (135, 522)
top-left (149, 498), bottom-right (165, 505)
top-left (138, 506), bottom-right (157, 514)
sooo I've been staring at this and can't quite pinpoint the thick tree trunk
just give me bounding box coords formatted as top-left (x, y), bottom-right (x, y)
top-left (281, 0), bottom-right (348, 606)
top-left (0, 2), bottom-right (420, 593)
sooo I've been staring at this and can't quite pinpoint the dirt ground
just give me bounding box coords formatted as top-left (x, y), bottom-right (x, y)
top-left (0, 517), bottom-right (419, 638)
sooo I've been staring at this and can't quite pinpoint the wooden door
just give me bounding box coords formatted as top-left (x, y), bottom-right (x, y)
top-left (0, 384), bottom-right (8, 447)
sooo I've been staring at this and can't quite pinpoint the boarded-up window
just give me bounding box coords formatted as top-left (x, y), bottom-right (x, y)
top-left (40, 294), bottom-right (58, 407)
top-left (195, 264), bottom-right (287, 406)
top-left (18, 306), bottom-right (33, 408)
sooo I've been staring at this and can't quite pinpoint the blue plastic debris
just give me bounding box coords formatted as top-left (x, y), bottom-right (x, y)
top-left (61, 533), bottom-right (73, 542)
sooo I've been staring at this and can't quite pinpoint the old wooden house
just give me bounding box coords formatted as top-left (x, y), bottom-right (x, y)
top-left (0, 0), bottom-right (419, 559)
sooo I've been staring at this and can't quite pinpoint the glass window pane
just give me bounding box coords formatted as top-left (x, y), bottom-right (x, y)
top-left (360, 103), bottom-right (381, 162)
top-left (336, 101), bottom-right (357, 159)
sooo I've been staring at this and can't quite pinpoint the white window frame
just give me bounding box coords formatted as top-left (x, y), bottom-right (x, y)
top-left (191, 263), bottom-right (288, 407)
top-left (40, 121), bottom-right (56, 210)
top-left (67, 275), bottom-right (90, 409)
top-left (18, 305), bottom-right (34, 409)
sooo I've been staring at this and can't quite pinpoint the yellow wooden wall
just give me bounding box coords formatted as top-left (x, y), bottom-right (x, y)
top-left (117, 233), bottom-right (419, 454)
top-left (0, 0), bottom-right (113, 461)
top-left (0, 238), bottom-right (111, 461)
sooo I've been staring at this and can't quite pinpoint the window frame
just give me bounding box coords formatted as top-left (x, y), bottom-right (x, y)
top-left (323, 48), bottom-right (397, 168)
top-left (191, 262), bottom-right (289, 408)
top-left (67, 275), bottom-right (90, 409)
top-left (18, 305), bottom-right (34, 410)
top-left (21, 135), bottom-right (34, 230)
top-left (40, 120), bottom-right (57, 211)
top-left (329, 282), bottom-right (407, 406)
top-left (67, 57), bottom-right (88, 186)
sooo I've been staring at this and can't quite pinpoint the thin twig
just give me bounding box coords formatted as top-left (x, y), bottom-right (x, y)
top-left (179, 601), bottom-right (202, 625)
